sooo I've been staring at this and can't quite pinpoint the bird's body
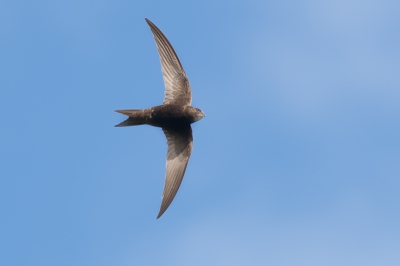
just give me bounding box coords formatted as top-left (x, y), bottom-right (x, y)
top-left (116, 105), bottom-right (204, 128)
top-left (115, 18), bottom-right (205, 218)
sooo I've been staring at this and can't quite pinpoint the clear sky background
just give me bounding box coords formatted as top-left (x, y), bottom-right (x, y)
top-left (1, 0), bottom-right (399, 265)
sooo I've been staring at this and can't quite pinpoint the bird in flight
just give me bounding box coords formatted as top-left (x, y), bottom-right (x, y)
top-left (115, 18), bottom-right (205, 219)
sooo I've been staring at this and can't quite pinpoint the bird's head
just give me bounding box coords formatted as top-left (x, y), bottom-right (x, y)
top-left (189, 107), bottom-right (205, 123)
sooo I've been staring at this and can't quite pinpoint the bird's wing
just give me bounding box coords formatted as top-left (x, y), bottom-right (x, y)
top-left (157, 126), bottom-right (193, 218)
top-left (145, 18), bottom-right (192, 106)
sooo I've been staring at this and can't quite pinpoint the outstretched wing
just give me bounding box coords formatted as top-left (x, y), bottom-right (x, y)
top-left (145, 18), bottom-right (192, 106)
top-left (157, 126), bottom-right (193, 218)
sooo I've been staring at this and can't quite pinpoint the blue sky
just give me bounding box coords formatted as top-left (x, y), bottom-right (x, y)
top-left (1, 0), bottom-right (399, 265)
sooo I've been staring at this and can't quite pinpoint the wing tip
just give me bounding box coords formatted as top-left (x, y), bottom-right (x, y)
top-left (156, 207), bottom-right (166, 219)
top-left (145, 18), bottom-right (153, 26)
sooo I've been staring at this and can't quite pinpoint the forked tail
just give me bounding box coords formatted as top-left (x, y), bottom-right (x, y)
top-left (115, 109), bottom-right (146, 127)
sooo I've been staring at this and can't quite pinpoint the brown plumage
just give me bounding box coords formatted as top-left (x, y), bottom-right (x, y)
top-left (115, 18), bottom-right (205, 219)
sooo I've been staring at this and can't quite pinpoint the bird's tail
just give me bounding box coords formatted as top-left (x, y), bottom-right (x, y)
top-left (115, 109), bottom-right (146, 127)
